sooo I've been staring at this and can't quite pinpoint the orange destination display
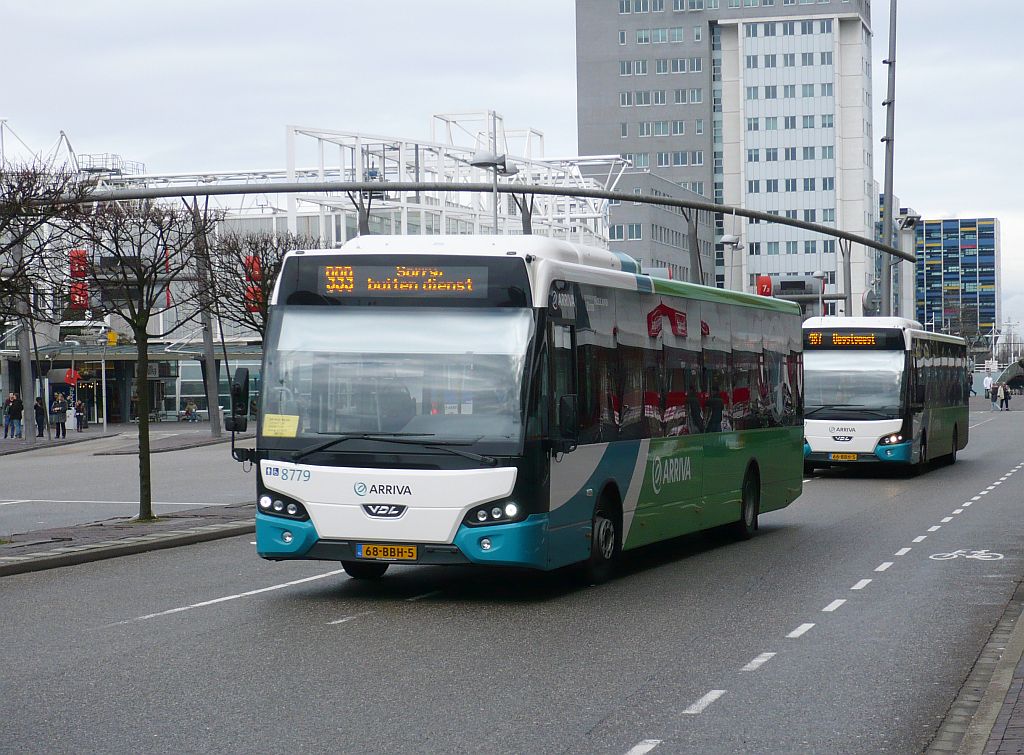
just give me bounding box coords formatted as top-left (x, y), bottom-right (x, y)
top-left (319, 264), bottom-right (488, 299)
top-left (804, 329), bottom-right (905, 350)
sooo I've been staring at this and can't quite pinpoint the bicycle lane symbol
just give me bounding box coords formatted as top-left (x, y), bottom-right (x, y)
top-left (929, 549), bottom-right (1004, 561)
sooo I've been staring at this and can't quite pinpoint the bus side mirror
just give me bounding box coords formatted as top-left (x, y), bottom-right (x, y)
top-left (225, 368), bottom-right (250, 433)
top-left (556, 394), bottom-right (579, 453)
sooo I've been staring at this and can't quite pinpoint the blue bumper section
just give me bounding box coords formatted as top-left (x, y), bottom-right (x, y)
top-left (874, 441), bottom-right (912, 463)
top-left (256, 512), bottom-right (319, 558)
top-left (453, 514), bottom-right (549, 569)
top-left (803, 441), bottom-right (811, 458)
top-left (256, 511), bottom-right (553, 570)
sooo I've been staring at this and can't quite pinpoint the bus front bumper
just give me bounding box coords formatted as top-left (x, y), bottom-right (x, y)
top-left (804, 441), bottom-right (912, 464)
top-left (256, 511), bottom-right (551, 570)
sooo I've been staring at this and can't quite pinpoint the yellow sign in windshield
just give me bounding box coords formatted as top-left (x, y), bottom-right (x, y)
top-left (262, 414), bottom-right (300, 438)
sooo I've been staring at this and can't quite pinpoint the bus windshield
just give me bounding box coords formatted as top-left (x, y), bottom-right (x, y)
top-left (804, 349), bottom-right (906, 419)
top-left (260, 307), bottom-right (534, 453)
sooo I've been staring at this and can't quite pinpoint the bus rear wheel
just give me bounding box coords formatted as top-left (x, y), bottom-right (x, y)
top-left (733, 471), bottom-right (760, 540)
top-left (916, 434), bottom-right (929, 474)
top-left (947, 429), bottom-right (958, 465)
top-left (581, 496), bottom-right (620, 584)
top-left (342, 561), bottom-right (389, 579)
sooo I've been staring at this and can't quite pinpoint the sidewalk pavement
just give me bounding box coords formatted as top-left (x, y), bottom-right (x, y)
top-left (1, 417), bottom-right (1021, 751)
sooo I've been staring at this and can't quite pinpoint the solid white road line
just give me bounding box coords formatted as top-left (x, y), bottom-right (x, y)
top-left (683, 690), bottom-right (726, 715)
top-left (787, 623), bottom-right (815, 639)
top-left (851, 579), bottom-right (872, 590)
top-left (0, 500), bottom-right (30, 506)
top-left (823, 599), bottom-right (846, 612)
top-left (875, 562), bottom-right (893, 572)
top-left (895, 547), bottom-right (911, 556)
top-left (741, 652), bottom-right (777, 672)
top-left (913, 536), bottom-right (927, 543)
top-left (406, 590), bottom-right (442, 602)
top-left (106, 569), bottom-right (345, 626)
top-left (328, 611), bottom-right (374, 626)
top-left (625, 739), bottom-right (663, 755)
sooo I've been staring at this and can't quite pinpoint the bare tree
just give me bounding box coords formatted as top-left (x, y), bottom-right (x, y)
top-left (210, 230), bottom-right (313, 340)
top-left (55, 199), bottom-right (216, 520)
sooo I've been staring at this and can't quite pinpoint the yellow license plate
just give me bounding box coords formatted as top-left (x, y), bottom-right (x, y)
top-left (830, 453), bottom-right (858, 461)
top-left (356, 543), bottom-right (417, 561)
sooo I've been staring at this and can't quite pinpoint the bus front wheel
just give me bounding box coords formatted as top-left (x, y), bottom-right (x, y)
top-left (342, 561), bottom-right (389, 579)
top-left (733, 471), bottom-right (760, 540)
top-left (582, 495), bottom-right (620, 584)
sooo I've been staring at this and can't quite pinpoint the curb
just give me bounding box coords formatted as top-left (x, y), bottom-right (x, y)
top-left (927, 580), bottom-right (1024, 753)
top-left (0, 520), bottom-right (254, 577)
top-left (93, 433), bottom-right (254, 456)
top-left (0, 432), bottom-right (121, 456)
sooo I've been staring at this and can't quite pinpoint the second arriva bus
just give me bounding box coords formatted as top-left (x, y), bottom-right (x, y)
top-left (225, 235), bottom-right (805, 581)
top-left (802, 316), bottom-right (969, 473)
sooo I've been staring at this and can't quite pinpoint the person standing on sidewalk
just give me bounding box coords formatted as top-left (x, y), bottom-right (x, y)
top-left (50, 392), bottom-right (68, 439)
top-left (74, 399), bottom-right (85, 431)
top-left (999, 382), bottom-right (1012, 411)
top-left (33, 397), bottom-right (46, 438)
top-left (8, 393), bottom-right (24, 439)
top-left (2, 393), bottom-right (12, 438)
top-left (991, 382), bottom-right (1001, 411)
top-left (983, 372), bottom-right (994, 400)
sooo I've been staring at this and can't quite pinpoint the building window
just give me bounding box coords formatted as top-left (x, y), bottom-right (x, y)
top-left (764, 22), bottom-right (776, 35)
top-left (784, 116), bottom-right (797, 130)
top-left (694, 26), bottom-right (702, 42)
top-left (803, 115), bottom-right (815, 128)
top-left (674, 88), bottom-right (687, 104)
top-left (803, 146), bottom-right (816, 159)
top-left (690, 57), bottom-right (703, 72)
top-left (657, 151), bottom-right (671, 167)
top-left (654, 89), bottom-right (667, 104)
top-left (745, 23), bottom-right (758, 38)
top-left (746, 117), bottom-right (759, 131)
top-left (635, 59), bottom-right (648, 74)
top-left (746, 55), bottom-right (759, 69)
top-left (673, 150), bottom-right (688, 165)
top-left (637, 29), bottom-right (652, 44)
top-left (628, 223), bottom-right (643, 240)
top-left (804, 240), bottom-right (816, 254)
top-left (784, 84), bottom-right (796, 98)
top-left (621, 122), bottom-right (629, 137)
top-left (822, 208), bottom-right (835, 222)
top-left (635, 153), bottom-right (650, 167)
top-left (802, 83), bottom-right (814, 97)
top-left (672, 119), bottom-right (686, 134)
top-left (821, 114), bottom-right (834, 127)
top-left (653, 0), bottom-right (665, 10)
top-left (746, 86), bottom-right (759, 100)
top-left (822, 176), bottom-right (834, 190)
top-left (821, 82), bottom-right (833, 96)
top-left (747, 180), bottom-right (761, 193)
top-left (782, 21), bottom-right (795, 35)
top-left (636, 90), bottom-right (652, 105)
top-left (767, 241), bottom-right (780, 255)
top-left (639, 121), bottom-right (653, 137)
top-left (765, 85), bottom-right (778, 99)
top-left (765, 116), bottom-right (778, 130)
top-left (803, 177), bottom-right (816, 191)
top-left (801, 52), bottom-right (814, 66)
top-left (822, 145), bottom-right (834, 159)
top-left (620, 61), bottom-right (633, 76)
top-left (820, 19), bottom-right (833, 32)
top-left (785, 240), bottom-right (798, 254)
top-left (656, 58), bottom-right (670, 74)
top-left (634, 0), bottom-right (650, 11)
top-left (801, 20), bottom-right (814, 34)
top-left (691, 150), bottom-right (704, 165)
top-left (748, 242), bottom-right (761, 256)
top-left (672, 57), bottom-right (688, 73)
top-left (689, 88), bottom-right (703, 103)
top-left (654, 120), bottom-right (670, 135)
top-left (619, 0), bottom-right (631, 13)
top-left (821, 51), bottom-right (833, 65)
top-left (610, 224), bottom-right (625, 240)
top-left (785, 209), bottom-right (797, 219)
top-left (620, 91), bottom-right (633, 107)
top-left (784, 178), bottom-right (797, 191)
top-left (783, 52), bottom-right (796, 66)
top-left (766, 178), bottom-right (779, 192)
top-left (765, 147), bottom-right (778, 161)
top-left (695, 118), bottom-right (704, 134)
top-left (823, 239), bottom-right (836, 253)
top-left (784, 147), bottom-right (797, 160)
top-left (619, 30), bottom-right (627, 45)
top-left (803, 209), bottom-right (816, 222)
top-left (747, 148), bottom-right (760, 162)
top-left (653, 27), bottom-right (669, 42)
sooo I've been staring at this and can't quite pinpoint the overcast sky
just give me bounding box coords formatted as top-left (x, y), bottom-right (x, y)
top-left (2, 0), bottom-right (1021, 325)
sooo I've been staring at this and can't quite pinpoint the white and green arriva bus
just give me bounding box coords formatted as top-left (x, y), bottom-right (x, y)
top-left (803, 316), bottom-right (969, 473)
top-left (226, 235), bottom-right (804, 580)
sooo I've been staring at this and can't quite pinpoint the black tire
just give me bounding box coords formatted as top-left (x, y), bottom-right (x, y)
top-left (916, 434), bottom-right (929, 474)
top-left (581, 495), bottom-right (620, 584)
top-left (733, 470), bottom-right (760, 540)
top-left (803, 462), bottom-right (817, 476)
top-left (342, 560), bottom-right (389, 579)
top-left (947, 429), bottom-right (958, 465)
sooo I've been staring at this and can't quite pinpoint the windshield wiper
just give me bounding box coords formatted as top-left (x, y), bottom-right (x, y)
top-left (291, 433), bottom-right (498, 466)
top-left (805, 405), bottom-right (892, 420)
top-left (292, 432), bottom-right (434, 462)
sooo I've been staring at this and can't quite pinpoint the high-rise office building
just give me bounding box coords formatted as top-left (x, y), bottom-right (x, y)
top-left (915, 217), bottom-right (1001, 338)
top-left (576, 0), bottom-right (875, 312)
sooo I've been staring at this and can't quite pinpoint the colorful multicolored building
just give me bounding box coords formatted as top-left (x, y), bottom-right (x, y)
top-left (914, 218), bottom-right (1000, 338)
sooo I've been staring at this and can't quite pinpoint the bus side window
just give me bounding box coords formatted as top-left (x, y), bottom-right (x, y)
top-left (550, 324), bottom-right (576, 432)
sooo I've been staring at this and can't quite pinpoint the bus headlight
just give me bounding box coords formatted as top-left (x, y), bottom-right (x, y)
top-left (879, 433), bottom-right (904, 445)
top-left (257, 488), bottom-right (309, 521)
top-left (465, 501), bottom-right (523, 526)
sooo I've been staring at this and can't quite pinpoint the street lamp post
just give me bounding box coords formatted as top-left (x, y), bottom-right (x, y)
top-left (813, 270), bottom-right (827, 317)
top-left (469, 152), bottom-right (519, 233)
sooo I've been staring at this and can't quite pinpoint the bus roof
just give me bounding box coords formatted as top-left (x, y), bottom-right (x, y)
top-left (285, 235), bottom-right (800, 316)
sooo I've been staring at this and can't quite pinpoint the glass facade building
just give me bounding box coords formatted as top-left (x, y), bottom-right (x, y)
top-left (914, 217), bottom-right (1000, 336)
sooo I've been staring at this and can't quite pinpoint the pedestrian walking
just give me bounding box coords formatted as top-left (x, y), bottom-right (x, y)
top-left (2, 392), bottom-right (12, 438)
top-left (999, 382), bottom-right (1012, 411)
top-left (983, 372), bottom-right (993, 400)
top-left (8, 393), bottom-right (24, 439)
top-left (50, 392), bottom-right (68, 439)
top-left (33, 397), bottom-right (46, 438)
top-left (991, 381), bottom-right (1000, 411)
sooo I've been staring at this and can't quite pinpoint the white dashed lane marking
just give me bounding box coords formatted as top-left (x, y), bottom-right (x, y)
top-left (823, 600), bottom-right (846, 612)
top-left (851, 579), bottom-right (872, 590)
top-left (787, 623), bottom-right (815, 639)
top-left (625, 740), bottom-right (662, 755)
top-left (683, 690), bottom-right (726, 715)
top-left (895, 547), bottom-right (911, 556)
top-left (875, 562), bottom-right (893, 572)
top-left (913, 536), bottom-right (927, 543)
top-left (741, 653), bottom-right (776, 672)
top-left (928, 526), bottom-right (941, 532)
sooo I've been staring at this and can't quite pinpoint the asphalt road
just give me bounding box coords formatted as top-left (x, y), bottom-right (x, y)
top-left (1, 409), bottom-right (1021, 753)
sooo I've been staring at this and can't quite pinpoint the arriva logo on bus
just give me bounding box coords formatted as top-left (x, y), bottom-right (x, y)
top-left (651, 455), bottom-right (692, 495)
